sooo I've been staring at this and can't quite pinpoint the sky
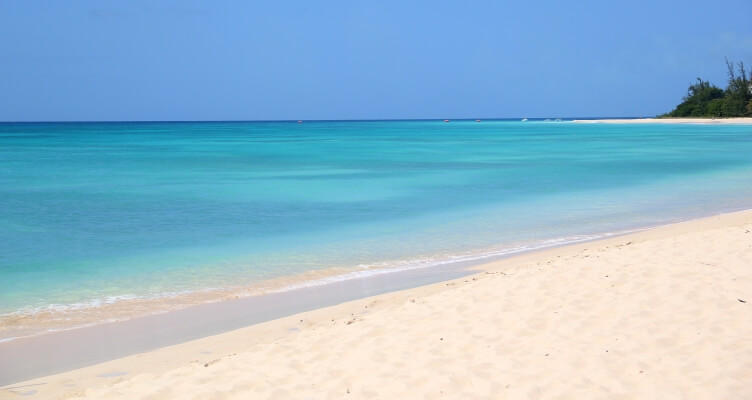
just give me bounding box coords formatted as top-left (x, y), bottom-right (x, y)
top-left (1, 0), bottom-right (751, 121)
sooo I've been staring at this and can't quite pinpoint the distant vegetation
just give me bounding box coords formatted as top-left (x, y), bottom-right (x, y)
top-left (660, 59), bottom-right (752, 118)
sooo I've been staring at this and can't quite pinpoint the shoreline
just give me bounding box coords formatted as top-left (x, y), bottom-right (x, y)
top-left (0, 230), bottom-right (636, 343)
top-left (2, 209), bottom-right (751, 398)
top-left (0, 228), bottom-right (646, 385)
top-left (0, 207), bottom-right (717, 346)
top-left (574, 117), bottom-right (752, 124)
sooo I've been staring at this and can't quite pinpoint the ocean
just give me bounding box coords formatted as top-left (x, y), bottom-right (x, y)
top-left (2, 119), bottom-right (751, 339)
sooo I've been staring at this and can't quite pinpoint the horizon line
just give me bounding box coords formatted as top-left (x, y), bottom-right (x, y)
top-left (0, 116), bottom-right (645, 124)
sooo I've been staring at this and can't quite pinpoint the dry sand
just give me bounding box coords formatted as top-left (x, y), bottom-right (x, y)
top-left (2, 211), bottom-right (751, 399)
top-left (573, 117), bottom-right (752, 124)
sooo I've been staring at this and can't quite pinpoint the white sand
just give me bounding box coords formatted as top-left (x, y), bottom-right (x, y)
top-left (2, 211), bottom-right (752, 399)
top-left (574, 118), bottom-right (752, 124)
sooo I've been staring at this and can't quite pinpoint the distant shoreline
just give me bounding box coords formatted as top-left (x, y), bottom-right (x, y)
top-left (574, 117), bottom-right (752, 125)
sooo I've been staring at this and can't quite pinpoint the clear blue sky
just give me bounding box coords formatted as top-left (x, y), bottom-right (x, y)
top-left (1, 0), bottom-right (751, 121)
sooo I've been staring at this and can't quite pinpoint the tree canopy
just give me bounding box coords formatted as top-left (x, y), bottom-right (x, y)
top-left (661, 59), bottom-right (752, 118)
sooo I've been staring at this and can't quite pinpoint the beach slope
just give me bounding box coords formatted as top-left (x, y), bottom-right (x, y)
top-left (2, 211), bottom-right (752, 399)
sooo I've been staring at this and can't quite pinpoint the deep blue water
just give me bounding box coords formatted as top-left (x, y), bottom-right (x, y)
top-left (1, 120), bottom-right (751, 326)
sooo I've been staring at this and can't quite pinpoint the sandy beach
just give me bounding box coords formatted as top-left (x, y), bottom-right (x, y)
top-left (574, 117), bottom-right (752, 124)
top-left (2, 210), bottom-right (752, 399)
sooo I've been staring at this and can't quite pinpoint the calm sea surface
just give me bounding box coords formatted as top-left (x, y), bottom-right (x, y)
top-left (1, 120), bottom-right (751, 337)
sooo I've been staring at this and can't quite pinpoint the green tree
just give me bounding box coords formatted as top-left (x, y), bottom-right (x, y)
top-left (661, 58), bottom-right (752, 118)
top-left (707, 98), bottom-right (724, 117)
top-left (723, 58), bottom-right (751, 116)
top-left (663, 78), bottom-right (724, 117)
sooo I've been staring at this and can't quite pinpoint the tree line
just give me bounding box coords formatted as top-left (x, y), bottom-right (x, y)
top-left (660, 58), bottom-right (752, 118)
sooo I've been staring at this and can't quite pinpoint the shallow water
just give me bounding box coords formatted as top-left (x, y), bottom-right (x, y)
top-left (1, 120), bottom-right (751, 338)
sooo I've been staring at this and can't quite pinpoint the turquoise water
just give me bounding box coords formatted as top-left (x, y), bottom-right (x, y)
top-left (1, 120), bottom-right (752, 332)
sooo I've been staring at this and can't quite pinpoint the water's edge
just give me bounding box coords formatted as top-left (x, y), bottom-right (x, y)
top-left (0, 225), bottom-right (641, 342)
top-left (1, 208), bottom-right (747, 386)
